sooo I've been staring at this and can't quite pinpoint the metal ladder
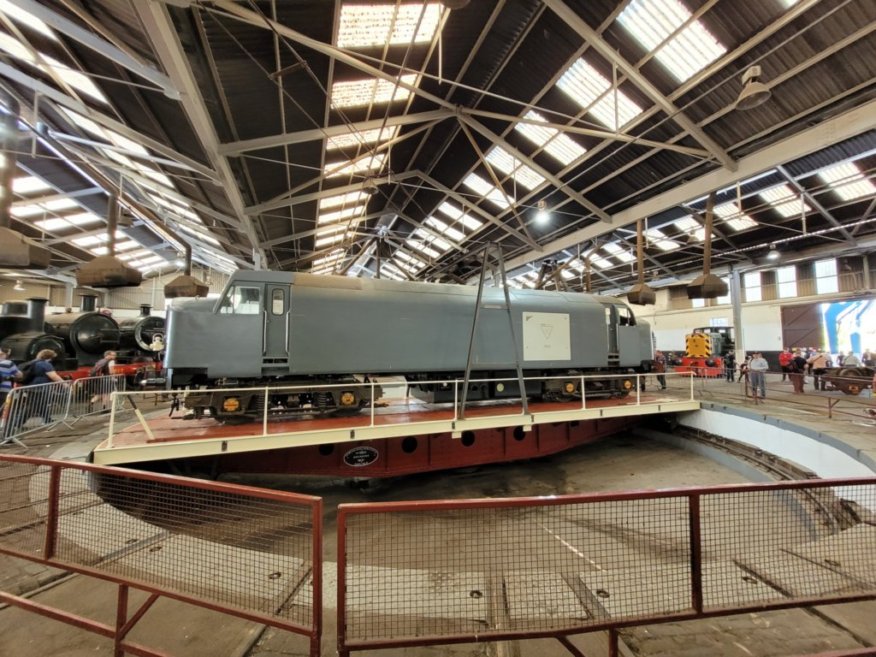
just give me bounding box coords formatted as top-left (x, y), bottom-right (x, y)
top-left (458, 243), bottom-right (529, 420)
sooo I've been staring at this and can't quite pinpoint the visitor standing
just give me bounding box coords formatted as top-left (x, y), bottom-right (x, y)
top-left (748, 352), bottom-right (769, 399)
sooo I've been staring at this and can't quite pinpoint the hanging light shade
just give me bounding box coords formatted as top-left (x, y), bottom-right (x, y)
top-left (735, 66), bottom-right (771, 111)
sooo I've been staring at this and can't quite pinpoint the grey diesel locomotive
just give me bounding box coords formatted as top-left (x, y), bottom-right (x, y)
top-left (165, 271), bottom-right (653, 421)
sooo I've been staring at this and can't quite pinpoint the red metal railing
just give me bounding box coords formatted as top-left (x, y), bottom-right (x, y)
top-left (337, 477), bottom-right (876, 656)
top-left (0, 455), bottom-right (322, 657)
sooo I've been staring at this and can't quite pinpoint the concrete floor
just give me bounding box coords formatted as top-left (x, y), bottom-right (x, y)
top-left (0, 377), bottom-right (874, 657)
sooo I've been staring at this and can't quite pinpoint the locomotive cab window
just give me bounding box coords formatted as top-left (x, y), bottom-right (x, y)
top-left (218, 286), bottom-right (262, 315)
top-left (617, 307), bottom-right (635, 326)
top-left (271, 289), bottom-right (285, 315)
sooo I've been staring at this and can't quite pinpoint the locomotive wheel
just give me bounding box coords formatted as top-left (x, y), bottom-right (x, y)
top-left (837, 368), bottom-right (864, 395)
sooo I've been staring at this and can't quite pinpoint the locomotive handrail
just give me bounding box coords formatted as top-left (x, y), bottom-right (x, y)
top-left (101, 370), bottom-right (697, 453)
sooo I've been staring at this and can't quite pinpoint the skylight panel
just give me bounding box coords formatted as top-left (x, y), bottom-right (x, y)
top-left (425, 216), bottom-right (465, 242)
top-left (758, 184), bottom-right (812, 218)
top-left (436, 202), bottom-right (483, 231)
top-left (326, 126), bottom-right (399, 150)
top-left (413, 227), bottom-right (452, 252)
top-left (462, 173), bottom-right (512, 209)
top-left (12, 176), bottom-right (51, 194)
top-left (337, 3), bottom-right (442, 48)
top-left (65, 212), bottom-right (102, 226)
top-left (645, 227), bottom-right (680, 251)
top-left (179, 224), bottom-right (221, 246)
top-left (115, 240), bottom-right (139, 251)
top-left (42, 54), bottom-right (107, 104)
top-left (395, 250), bottom-right (427, 270)
top-left (590, 257), bottom-right (613, 269)
top-left (0, 31), bottom-right (37, 64)
top-left (33, 217), bottom-right (70, 232)
top-left (556, 59), bottom-right (643, 131)
top-left (617, 0), bottom-right (727, 84)
top-left (73, 235), bottom-right (103, 247)
top-left (57, 107), bottom-right (105, 138)
top-left (818, 162), bottom-right (876, 201)
top-left (313, 249), bottom-right (345, 268)
top-left (406, 238), bottom-right (441, 259)
top-left (43, 198), bottom-right (77, 212)
top-left (326, 154), bottom-right (386, 178)
top-left (0, 0), bottom-right (56, 40)
top-left (714, 201), bottom-right (757, 231)
top-left (673, 215), bottom-right (707, 241)
top-left (514, 111), bottom-right (587, 166)
top-left (319, 191), bottom-right (370, 211)
top-left (484, 146), bottom-right (546, 191)
top-left (331, 74), bottom-right (418, 109)
top-left (318, 204), bottom-right (366, 224)
top-left (602, 242), bottom-right (635, 263)
top-left (315, 231), bottom-right (352, 249)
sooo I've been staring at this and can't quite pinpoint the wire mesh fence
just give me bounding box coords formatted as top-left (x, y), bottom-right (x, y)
top-left (0, 455), bottom-right (322, 646)
top-left (338, 478), bottom-right (876, 652)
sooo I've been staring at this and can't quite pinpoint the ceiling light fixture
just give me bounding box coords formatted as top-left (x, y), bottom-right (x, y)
top-left (735, 65), bottom-right (771, 111)
top-left (766, 243), bottom-right (780, 261)
top-left (13, 280), bottom-right (25, 291)
top-left (535, 200), bottom-right (549, 225)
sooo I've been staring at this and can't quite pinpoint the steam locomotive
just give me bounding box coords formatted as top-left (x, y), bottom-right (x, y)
top-left (0, 295), bottom-right (164, 381)
top-left (165, 271), bottom-right (654, 422)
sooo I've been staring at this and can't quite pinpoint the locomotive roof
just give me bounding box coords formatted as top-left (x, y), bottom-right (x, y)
top-left (228, 270), bottom-right (634, 308)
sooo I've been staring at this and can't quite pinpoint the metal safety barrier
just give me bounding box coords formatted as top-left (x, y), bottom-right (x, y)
top-left (0, 379), bottom-right (72, 446)
top-left (337, 477), bottom-right (876, 656)
top-left (0, 454), bottom-right (323, 656)
top-left (0, 375), bottom-right (126, 446)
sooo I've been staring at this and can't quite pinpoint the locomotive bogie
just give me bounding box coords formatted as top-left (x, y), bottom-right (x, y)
top-left (182, 380), bottom-right (379, 422)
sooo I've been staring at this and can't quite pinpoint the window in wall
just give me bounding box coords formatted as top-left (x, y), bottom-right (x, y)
top-left (814, 258), bottom-right (839, 294)
top-left (744, 271), bottom-right (762, 302)
top-left (776, 266), bottom-right (797, 299)
top-left (691, 297), bottom-right (706, 308)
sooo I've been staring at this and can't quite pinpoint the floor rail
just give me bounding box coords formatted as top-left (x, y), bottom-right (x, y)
top-left (0, 454), bottom-right (323, 656)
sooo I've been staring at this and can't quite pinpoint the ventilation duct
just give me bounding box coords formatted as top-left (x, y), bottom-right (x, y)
top-left (687, 192), bottom-right (728, 299)
top-left (627, 219), bottom-right (656, 305)
top-left (76, 195), bottom-right (143, 288)
top-left (164, 244), bottom-right (209, 298)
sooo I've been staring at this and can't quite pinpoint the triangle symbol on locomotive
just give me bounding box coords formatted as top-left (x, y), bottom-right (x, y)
top-left (540, 324), bottom-right (553, 339)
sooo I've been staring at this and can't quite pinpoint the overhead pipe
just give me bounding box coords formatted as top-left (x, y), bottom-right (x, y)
top-left (627, 219), bottom-right (656, 305)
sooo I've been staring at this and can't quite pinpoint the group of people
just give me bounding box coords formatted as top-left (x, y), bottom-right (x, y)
top-left (0, 347), bottom-right (117, 438)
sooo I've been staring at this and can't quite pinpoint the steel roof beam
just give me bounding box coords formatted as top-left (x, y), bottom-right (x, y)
top-left (458, 113), bottom-right (612, 223)
top-left (543, 0), bottom-right (736, 172)
top-left (775, 169), bottom-right (857, 246)
top-left (218, 110), bottom-right (453, 155)
top-left (501, 98), bottom-right (876, 274)
top-left (134, 1), bottom-right (265, 268)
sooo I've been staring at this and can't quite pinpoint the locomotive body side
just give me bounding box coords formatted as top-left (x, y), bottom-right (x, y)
top-left (165, 271), bottom-right (653, 386)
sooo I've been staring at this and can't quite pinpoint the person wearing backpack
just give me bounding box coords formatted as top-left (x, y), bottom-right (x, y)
top-left (0, 345), bottom-right (22, 411)
top-left (89, 350), bottom-right (117, 410)
top-left (6, 350), bottom-right (66, 434)
top-left (90, 350), bottom-right (117, 378)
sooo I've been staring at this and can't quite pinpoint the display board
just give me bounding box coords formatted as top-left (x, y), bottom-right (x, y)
top-left (522, 312), bottom-right (571, 361)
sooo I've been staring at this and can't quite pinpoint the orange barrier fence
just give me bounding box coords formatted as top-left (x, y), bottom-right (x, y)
top-left (337, 478), bottom-right (876, 656)
top-left (0, 455), bottom-right (322, 656)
